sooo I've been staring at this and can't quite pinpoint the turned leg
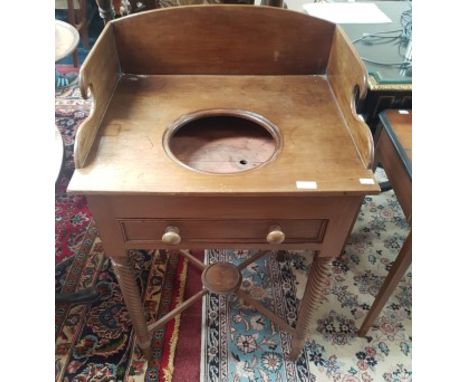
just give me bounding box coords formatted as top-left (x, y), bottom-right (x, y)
top-left (95, 0), bottom-right (115, 24)
top-left (86, 197), bottom-right (153, 359)
top-left (289, 255), bottom-right (331, 360)
top-left (72, 50), bottom-right (79, 68)
top-left (111, 256), bottom-right (152, 359)
top-left (358, 231), bottom-right (412, 336)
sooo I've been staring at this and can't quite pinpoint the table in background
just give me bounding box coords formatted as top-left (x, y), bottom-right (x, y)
top-left (286, 0), bottom-right (412, 131)
top-left (55, 19), bottom-right (80, 62)
top-left (358, 109), bottom-right (412, 336)
top-left (55, 19), bottom-right (79, 181)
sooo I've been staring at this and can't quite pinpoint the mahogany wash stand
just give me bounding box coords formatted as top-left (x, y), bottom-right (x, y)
top-left (68, 5), bottom-right (380, 361)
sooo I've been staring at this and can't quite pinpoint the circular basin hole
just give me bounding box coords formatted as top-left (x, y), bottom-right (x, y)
top-left (165, 111), bottom-right (280, 174)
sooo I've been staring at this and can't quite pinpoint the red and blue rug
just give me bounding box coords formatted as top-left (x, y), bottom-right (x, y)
top-left (201, 171), bottom-right (412, 382)
top-left (55, 79), bottom-right (188, 381)
top-left (55, 73), bottom-right (412, 382)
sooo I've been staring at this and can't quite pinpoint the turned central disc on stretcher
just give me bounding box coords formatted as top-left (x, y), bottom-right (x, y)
top-left (202, 262), bottom-right (242, 295)
top-left (164, 110), bottom-right (281, 174)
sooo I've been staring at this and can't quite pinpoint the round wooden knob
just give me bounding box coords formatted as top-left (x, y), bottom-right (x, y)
top-left (162, 226), bottom-right (181, 245)
top-left (266, 225), bottom-right (285, 244)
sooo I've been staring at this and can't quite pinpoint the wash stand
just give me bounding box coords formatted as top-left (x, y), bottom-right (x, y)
top-left (68, 5), bottom-right (380, 360)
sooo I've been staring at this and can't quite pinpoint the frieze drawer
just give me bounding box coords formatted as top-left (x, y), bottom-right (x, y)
top-left (119, 218), bottom-right (328, 245)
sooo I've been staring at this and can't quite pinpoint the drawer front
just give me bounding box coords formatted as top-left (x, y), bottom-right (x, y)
top-left (119, 218), bottom-right (327, 244)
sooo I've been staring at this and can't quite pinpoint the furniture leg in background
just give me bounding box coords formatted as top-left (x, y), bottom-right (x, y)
top-left (261, 0), bottom-right (284, 7)
top-left (95, 0), bottom-right (289, 23)
top-left (67, 0), bottom-right (90, 66)
top-left (358, 109), bottom-right (412, 336)
top-left (95, 0), bottom-right (115, 24)
top-left (95, 0), bottom-right (161, 22)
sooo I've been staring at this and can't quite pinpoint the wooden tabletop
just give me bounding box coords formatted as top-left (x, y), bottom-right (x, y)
top-left (379, 109), bottom-right (412, 177)
top-left (387, 110), bottom-right (412, 161)
top-left (68, 74), bottom-right (379, 196)
top-left (55, 19), bottom-right (80, 62)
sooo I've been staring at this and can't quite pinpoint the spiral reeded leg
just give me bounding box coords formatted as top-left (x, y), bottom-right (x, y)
top-left (112, 256), bottom-right (152, 359)
top-left (289, 255), bottom-right (331, 361)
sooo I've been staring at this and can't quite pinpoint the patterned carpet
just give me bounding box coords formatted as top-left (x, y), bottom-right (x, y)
top-left (55, 81), bottom-right (188, 381)
top-left (201, 182), bottom-right (412, 382)
top-left (55, 76), bottom-right (411, 382)
top-left (55, 83), bottom-right (92, 265)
